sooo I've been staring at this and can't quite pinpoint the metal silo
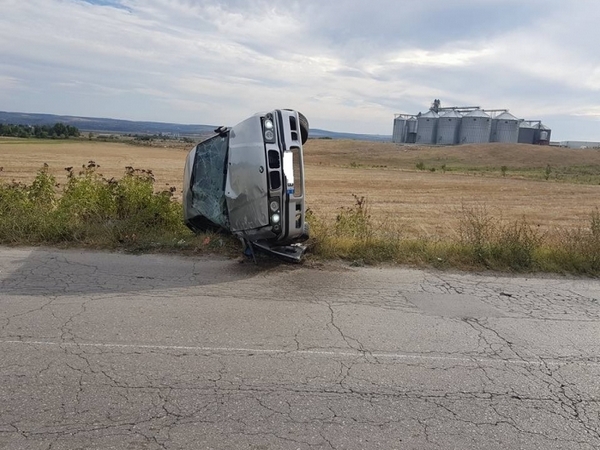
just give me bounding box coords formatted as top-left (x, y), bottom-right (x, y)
top-left (392, 116), bottom-right (407, 143)
top-left (518, 121), bottom-right (537, 144)
top-left (459, 109), bottom-right (491, 144)
top-left (392, 114), bottom-right (414, 143)
top-left (406, 117), bottom-right (417, 143)
top-left (491, 111), bottom-right (520, 143)
top-left (436, 110), bottom-right (462, 145)
top-left (536, 124), bottom-right (551, 145)
top-left (416, 110), bottom-right (439, 145)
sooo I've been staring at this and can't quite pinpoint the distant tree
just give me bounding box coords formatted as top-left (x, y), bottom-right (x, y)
top-left (0, 122), bottom-right (80, 139)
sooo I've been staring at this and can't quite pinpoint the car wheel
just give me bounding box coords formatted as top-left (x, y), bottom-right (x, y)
top-left (298, 112), bottom-right (309, 145)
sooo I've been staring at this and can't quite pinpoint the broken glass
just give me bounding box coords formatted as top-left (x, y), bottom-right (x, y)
top-left (190, 134), bottom-right (230, 229)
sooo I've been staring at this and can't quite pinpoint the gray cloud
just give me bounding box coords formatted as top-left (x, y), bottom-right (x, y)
top-left (0, 0), bottom-right (598, 139)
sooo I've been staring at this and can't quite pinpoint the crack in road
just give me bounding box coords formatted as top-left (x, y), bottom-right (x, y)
top-left (1, 249), bottom-right (599, 449)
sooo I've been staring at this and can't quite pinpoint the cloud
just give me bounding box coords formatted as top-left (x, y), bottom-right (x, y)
top-left (0, 0), bottom-right (599, 139)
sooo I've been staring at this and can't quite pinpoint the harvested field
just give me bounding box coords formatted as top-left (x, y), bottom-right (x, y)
top-left (2, 138), bottom-right (600, 238)
top-left (0, 138), bottom-right (189, 197)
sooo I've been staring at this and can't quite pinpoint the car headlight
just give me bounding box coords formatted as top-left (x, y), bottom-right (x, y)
top-left (263, 118), bottom-right (276, 142)
top-left (271, 213), bottom-right (281, 224)
top-left (270, 200), bottom-right (279, 212)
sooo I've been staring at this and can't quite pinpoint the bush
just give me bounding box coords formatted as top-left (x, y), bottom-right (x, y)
top-left (457, 205), bottom-right (542, 270)
top-left (544, 208), bottom-right (600, 274)
top-left (0, 163), bottom-right (190, 247)
top-left (0, 164), bottom-right (59, 242)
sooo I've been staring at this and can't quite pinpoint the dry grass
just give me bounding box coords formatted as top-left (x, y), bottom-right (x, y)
top-left (304, 140), bottom-right (600, 170)
top-left (0, 138), bottom-right (189, 201)
top-left (303, 141), bottom-right (600, 238)
top-left (2, 137), bottom-right (600, 241)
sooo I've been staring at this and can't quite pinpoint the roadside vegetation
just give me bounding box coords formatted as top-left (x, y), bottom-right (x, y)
top-left (306, 196), bottom-right (600, 275)
top-left (0, 163), bottom-right (237, 256)
top-left (1, 164), bottom-right (599, 275)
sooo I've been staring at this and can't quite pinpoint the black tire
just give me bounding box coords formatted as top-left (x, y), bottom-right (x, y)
top-left (298, 112), bottom-right (309, 145)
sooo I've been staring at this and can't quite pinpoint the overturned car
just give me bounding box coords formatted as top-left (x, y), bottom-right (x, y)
top-left (183, 109), bottom-right (310, 262)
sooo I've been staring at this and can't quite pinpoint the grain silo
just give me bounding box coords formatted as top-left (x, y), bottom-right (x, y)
top-left (459, 109), bottom-right (491, 144)
top-left (416, 110), bottom-right (439, 144)
top-left (536, 124), bottom-right (552, 145)
top-left (518, 121), bottom-right (537, 144)
top-left (406, 117), bottom-right (417, 143)
top-left (392, 116), bottom-right (407, 143)
top-left (392, 114), bottom-right (414, 144)
top-left (393, 100), bottom-right (551, 146)
top-left (436, 109), bottom-right (462, 145)
top-left (491, 111), bottom-right (520, 143)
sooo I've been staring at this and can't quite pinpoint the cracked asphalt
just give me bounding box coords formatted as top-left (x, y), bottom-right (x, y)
top-left (0, 248), bottom-right (599, 449)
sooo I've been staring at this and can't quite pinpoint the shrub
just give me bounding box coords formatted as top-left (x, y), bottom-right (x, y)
top-left (547, 208), bottom-right (600, 274)
top-left (0, 163), bottom-right (189, 247)
top-left (0, 165), bottom-right (60, 242)
top-left (457, 204), bottom-right (542, 270)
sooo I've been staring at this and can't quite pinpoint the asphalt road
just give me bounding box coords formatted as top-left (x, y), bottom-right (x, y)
top-left (0, 248), bottom-right (599, 449)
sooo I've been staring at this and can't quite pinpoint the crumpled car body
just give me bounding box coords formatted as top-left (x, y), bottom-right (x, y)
top-left (183, 109), bottom-right (309, 261)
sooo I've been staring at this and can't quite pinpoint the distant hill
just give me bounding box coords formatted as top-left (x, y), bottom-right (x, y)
top-left (309, 128), bottom-right (391, 142)
top-left (0, 111), bottom-right (216, 136)
top-left (0, 111), bottom-right (391, 142)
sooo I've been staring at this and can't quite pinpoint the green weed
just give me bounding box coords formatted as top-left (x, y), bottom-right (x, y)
top-left (3, 167), bottom-right (600, 275)
top-left (0, 163), bottom-right (226, 253)
top-left (307, 197), bottom-right (600, 275)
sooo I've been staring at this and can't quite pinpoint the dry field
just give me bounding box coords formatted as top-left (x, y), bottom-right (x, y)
top-left (2, 138), bottom-right (600, 238)
top-left (0, 138), bottom-right (190, 196)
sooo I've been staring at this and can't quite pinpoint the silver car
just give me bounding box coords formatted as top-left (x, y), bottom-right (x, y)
top-left (183, 109), bottom-right (309, 261)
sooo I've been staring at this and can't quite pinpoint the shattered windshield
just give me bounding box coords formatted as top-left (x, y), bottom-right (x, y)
top-left (190, 133), bottom-right (230, 229)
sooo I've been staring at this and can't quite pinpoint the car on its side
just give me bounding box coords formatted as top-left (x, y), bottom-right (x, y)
top-left (182, 109), bottom-right (309, 261)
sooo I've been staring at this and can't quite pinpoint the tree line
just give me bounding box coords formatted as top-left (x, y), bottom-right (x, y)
top-left (0, 123), bottom-right (80, 139)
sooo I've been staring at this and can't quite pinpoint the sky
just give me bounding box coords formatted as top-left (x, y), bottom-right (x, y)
top-left (1, 0), bottom-right (600, 140)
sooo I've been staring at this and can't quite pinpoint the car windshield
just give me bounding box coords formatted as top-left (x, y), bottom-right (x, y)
top-left (190, 133), bottom-right (230, 229)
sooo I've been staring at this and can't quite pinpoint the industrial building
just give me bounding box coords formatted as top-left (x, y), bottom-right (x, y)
top-left (393, 101), bottom-right (551, 145)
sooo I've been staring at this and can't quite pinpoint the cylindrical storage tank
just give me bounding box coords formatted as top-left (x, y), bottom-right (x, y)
top-left (491, 112), bottom-right (520, 143)
top-left (537, 124), bottom-right (551, 145)
top-left (392, 117), bottom-right (407, 143)
top-left (436, 110), bottom-right (462, 145)
top-left (459, 109), bottom-right (491, 144)
top-left (406, 118), bottom-right (417, 143)
top-left (518, 121), bottom-right (536, 144)
top-left (407, 118), bottom-right (417, 133)
top-left (416, 111), bottom-right (439, 145)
